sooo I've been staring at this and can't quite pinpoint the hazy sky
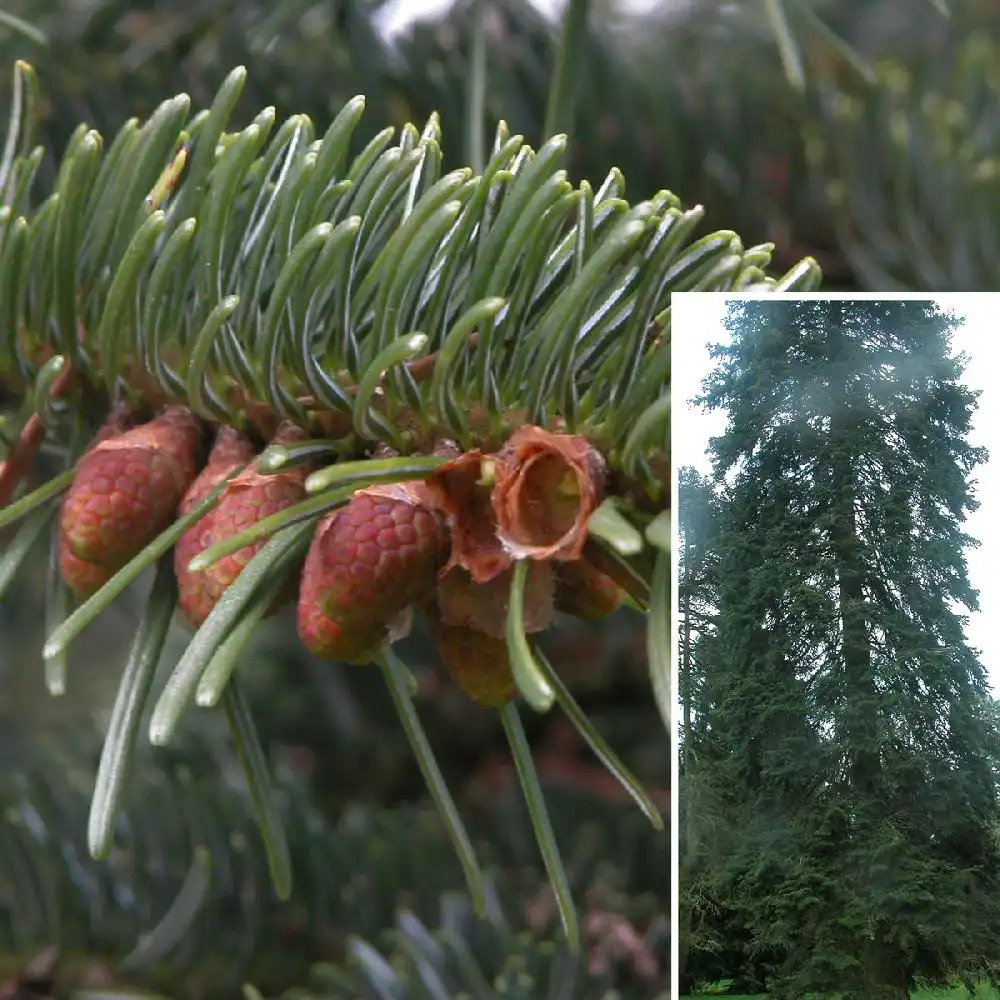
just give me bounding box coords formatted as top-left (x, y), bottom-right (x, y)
top-left (673, 293), bottom-right (1000, 694)
top-left (377, 0), bottom-right (666, 39)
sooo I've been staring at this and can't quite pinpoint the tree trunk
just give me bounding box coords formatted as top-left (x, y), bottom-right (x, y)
top-left (828, 311), bottom-right (906, 999)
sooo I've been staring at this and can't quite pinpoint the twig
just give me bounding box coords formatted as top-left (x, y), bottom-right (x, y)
top-left (0, 364), bottom-right (77, 507)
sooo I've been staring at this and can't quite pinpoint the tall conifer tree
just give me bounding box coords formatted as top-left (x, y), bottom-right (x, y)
top-left (692, 299), bottom-right (1000, 998)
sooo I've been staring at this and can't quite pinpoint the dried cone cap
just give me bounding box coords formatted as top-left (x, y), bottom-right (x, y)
top-left (436, 562), bottom-right (555, 639)
top-left (174, 426), bottom-right (258, 627)
top-left (492, 426), bottom-right (605, 562)
top-left (429, 612), bottom-right (516, 708)
top-left (298, 482), bottom-right (450, 663)
top-left (177, 422), bottom-right (310, 627)
top-left (59, 405), bottom-right (203, 595)
top-left (554, 558), bottom-right (626, 620)
top-left (424, 450), bottom-right (511, 583)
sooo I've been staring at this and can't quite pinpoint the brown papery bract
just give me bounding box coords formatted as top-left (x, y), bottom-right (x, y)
top-left (492, 426), bottom-right (606, 562)
top-left (424, 450), bottom-right (512, 583)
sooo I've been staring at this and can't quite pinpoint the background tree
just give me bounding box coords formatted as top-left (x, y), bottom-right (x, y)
top-left (677, 465), bottom-right (723, 989)
top-left (684, 299), bottom-right (1000, 997)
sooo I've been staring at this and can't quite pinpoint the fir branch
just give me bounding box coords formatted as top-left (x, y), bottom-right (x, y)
top-left (0, 61), bottom-right (817, 922)
top-left (1, 65), bottom-right (818, 496)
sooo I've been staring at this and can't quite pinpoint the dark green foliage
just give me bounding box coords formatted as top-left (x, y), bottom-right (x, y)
top-left (0, 0), bottom-right (821, 264)
top-left (682, 299), bottom-right (1000, 997)
top-left (0, 0), bottom-right (401, 189)
top-left (5, 0), bottom-right (985, 293)
top-left (0, 720), bottom-right (455, 996)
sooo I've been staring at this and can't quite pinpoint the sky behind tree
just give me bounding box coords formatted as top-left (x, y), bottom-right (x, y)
top-left (673, 292), bottom-right (1000, 694)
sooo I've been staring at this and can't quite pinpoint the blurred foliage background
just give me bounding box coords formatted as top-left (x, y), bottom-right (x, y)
top-left (4, 0), bottom-right (1000, 292)
top-left (1, 0), bottom-right (997, 995)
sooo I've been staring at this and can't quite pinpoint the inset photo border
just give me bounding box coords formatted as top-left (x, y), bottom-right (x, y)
top-left (672, 292), bottom-right (1000, 1000)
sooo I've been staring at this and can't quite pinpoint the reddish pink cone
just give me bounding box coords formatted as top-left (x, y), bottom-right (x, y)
top-left (174, 426), bottom-right (258, 626)
top-left (554, 559), bottom-right (626, 620)
top-left (176, 423), bottom-right (309, 627)
top-left (429, 613), bottom-right (515, 707)
top-left (298, 484), bottom-right (450, 663)
top-left (59, 406), bottom-right (202, 595)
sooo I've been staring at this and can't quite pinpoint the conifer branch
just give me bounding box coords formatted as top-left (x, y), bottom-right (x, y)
top-left (0, 62), bottom-right (819, 917)
top-left (1, 65), bottom-right (817, 492)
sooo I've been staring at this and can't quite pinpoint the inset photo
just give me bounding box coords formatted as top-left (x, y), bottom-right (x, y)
top-left (672, 294), bottom-right (1000, 1000)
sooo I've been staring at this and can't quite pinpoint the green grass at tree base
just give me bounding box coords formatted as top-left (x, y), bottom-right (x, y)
top-left (683, 985), bottom-right (1000, 1000)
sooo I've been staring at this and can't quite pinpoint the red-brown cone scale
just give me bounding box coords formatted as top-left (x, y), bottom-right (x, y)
top-left (175, 422), bottom-right (311, 628)
top-left (59, 406), bottom-right (202, 596)
top-left (298, 483), bottom-right (450, 663)
top-left (419, 427), bottom-right (619, 705)
top-left (424, 450), bottom-right (512, 584)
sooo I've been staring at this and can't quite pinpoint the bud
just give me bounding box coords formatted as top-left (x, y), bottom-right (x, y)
top-left (436, 563), bottom-right (554, 638)
top-left (174, 425), bottom-right (258, 626)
